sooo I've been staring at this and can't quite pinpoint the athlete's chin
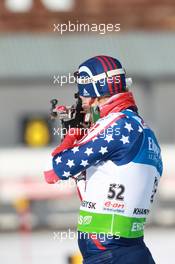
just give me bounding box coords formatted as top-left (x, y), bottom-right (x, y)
top-left (82, 105), bottom-right (90, 111)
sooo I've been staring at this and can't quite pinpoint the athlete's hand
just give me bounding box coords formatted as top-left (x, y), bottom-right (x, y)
top-left (44, 169), bottom-right (59, 184)
top-left (43, 154), bottom-right (61, 184)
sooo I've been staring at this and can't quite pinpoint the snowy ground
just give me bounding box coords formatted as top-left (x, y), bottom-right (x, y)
top-left (0, 228), bottom-right (174, 264)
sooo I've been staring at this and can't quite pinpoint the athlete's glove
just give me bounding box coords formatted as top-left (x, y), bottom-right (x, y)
top-left (44, 164), bottom-right (59, 184)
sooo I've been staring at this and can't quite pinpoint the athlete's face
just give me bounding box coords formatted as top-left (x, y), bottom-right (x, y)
top-left (80, 96), bottom-right (95, 111)
top-left (80, 96), bottom-right (109, 112)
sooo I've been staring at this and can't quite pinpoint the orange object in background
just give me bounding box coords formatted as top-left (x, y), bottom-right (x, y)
top-left (68, 253), bottom-right (83, 264)
top-left (23, 117), bottom-right (51, 147)
top-left (13, 198), bottom-right (31, 232)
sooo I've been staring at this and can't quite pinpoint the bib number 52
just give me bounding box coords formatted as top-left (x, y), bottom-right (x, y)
top-left (107, 184), bottom-right (125, 201)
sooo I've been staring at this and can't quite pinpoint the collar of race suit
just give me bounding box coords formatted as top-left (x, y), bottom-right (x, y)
top-left (99, 91), bottom-right (137, 118)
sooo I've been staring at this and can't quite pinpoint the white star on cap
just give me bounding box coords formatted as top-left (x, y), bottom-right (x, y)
top-left (85, 147), bottom-right (93, 156)
top-left (72, 146), bottom-right (79, 154)
top-left (124, 122), bottom-right (133, 133)
top-left (99, 147), bottom-right (108, 155)
top-left (66, 159), bottom-right (75, 168)
top-left (80, 160), bottom-right (89, 167)
top-left (55, 156), bottom-right (62, 164)
top-left (63, 171), bottom-right (71, 177)
top-left (105, 134), bottom-right (114, 143)
top-left (120, 135), bottom-right (129, 144)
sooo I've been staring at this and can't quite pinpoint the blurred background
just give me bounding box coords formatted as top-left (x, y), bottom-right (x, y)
top-left (0, 0), bottom-right (175, 263)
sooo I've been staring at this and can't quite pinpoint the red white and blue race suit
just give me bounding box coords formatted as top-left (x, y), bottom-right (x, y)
top-left (45, 93), bottom-right (163, 263)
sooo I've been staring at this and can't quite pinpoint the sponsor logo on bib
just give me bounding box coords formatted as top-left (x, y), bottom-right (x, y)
top-left (81, 200), bottom-right (96, 210)
top-left (78, 215), bottom-right (92, 225)
top-left (133, 208), bottom-right (150, 215)
top-left (131, 222), bottom-right (145, 232)
top-left (103, 200), bottom-right (125, 213)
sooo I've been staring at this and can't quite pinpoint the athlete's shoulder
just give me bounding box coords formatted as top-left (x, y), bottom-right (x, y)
top-left (120, 109), bottom-right (148, 130)
top-left (97, 112), bottom-right (125, 125)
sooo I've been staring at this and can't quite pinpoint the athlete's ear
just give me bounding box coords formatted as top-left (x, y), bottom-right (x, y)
top-left (96, 96), bottom-right (109, 106)
top-left (90, 98), bottom-right (96, 105)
